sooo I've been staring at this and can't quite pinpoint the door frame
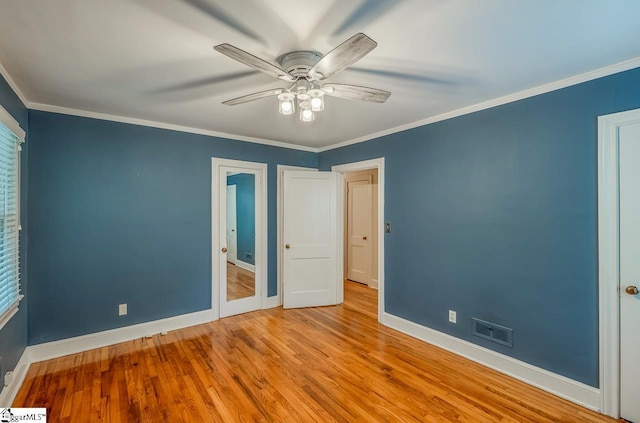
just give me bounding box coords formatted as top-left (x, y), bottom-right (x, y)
top-left (276, 164), bottom-right (317, 306)
top-left (332, 158), bottom-right (385, 323)
top-left (597, 108), bottom-right (640, 418)
top-left (211, 158), bottom-right (268, 320)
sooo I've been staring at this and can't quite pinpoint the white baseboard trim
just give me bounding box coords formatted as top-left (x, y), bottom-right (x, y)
top-left (369, 279), bottom-right (379, 289)
top-left (381, 312), bottom-right (601, 412)
top-left (236, 260), bottom-right (255, 273)
top-left (264, 295), bottom-right (280, 309)
top-left (29, 309), bottom-right (214, 363)
top-left (0, 348), bottom-right (31, 406)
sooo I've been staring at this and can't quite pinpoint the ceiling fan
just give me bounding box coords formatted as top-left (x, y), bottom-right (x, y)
top-left (214, 33), bottom-right (391, 122)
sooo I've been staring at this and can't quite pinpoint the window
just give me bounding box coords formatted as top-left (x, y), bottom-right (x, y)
top-left (0, 106), bottom-right (24, 331)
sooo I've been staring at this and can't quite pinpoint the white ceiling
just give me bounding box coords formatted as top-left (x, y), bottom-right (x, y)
top-left (0, 0), bottom-right (639, 150)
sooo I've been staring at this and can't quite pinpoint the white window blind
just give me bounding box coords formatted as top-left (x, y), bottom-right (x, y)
top-left (0, 118), bottom-right (22, 330)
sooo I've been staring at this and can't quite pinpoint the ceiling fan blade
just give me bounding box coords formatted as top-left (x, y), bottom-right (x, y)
top-left (308, 33), bottom-right (377, 80)
top-left (214, 44), bottom-right (295, 82)
top-left (222, 88), bottom-right (284, 106)
top-left (322, 83), bottom-right (390, 103)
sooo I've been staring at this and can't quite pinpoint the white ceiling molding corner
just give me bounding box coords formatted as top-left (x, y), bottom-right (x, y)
top-left (1, 1), bottom-right (640, 151)
top-left (28, 102), bottom-right (318, 153)
top-left (0, 59), bottom-right (28, 109)
top-left (318, 56), bottom-right (640, 152)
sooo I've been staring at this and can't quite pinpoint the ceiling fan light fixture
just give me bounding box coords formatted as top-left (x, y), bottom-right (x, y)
top-left (308, 88), bottom-right (325, 112)
top-left (215, 33), bottom-right (389, 124)
top-left (278, 92), bottom-right (295, 115)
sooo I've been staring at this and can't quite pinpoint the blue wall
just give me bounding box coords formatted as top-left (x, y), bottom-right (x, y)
top-left (227, 173), bottom-right (255, 265)
top-left (15, 64), bottom-right (640, 387)
top-left (0, 72), bottom-right (28, 394)
top-left (319, 67), bottom-right (640, 387)
top-left (27, 111), bottom-right (316, 345)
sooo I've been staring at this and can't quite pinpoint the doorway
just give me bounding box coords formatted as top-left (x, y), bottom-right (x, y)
top-left (597, 108), bottom-right (640, 420)
top-left (275, 158), bottom-right (385, 321)
top-left (333, 158), bottom-right (385, 322)
top-left (212, 158), bottom-right (267, 319)
top-left (343, 169), bottom-right (379, 289)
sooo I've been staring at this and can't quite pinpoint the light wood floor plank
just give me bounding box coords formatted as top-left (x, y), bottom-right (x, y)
top-left (14, 281), bottom-right (621, 422)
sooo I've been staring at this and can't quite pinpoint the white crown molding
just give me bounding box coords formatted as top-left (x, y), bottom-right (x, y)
top-left (0, 347), bottom-right (30, 406)
top-left (0, 61), bottom-right (29, 108)
top-left (381, 312), bottom-right (601, 412)
top-left (28, 308), bottom-right (214, 363)
top-left (2, 56), bottom-right (639, 153)
top-left (318, 56), bottom-right (640, 152)
top-left (27, 102), bottom-right (318, 153)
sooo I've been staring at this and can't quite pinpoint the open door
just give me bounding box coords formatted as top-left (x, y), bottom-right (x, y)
top-left (283, 170), bottom-right (341, 308)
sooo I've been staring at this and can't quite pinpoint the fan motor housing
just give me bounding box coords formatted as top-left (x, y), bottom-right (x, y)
top-left (277, 51), bottom-right (323, 78)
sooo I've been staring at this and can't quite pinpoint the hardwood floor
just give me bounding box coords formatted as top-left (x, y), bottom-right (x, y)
top-left (14, 281), bottom-right (620, 422)
top-left (226, 262), bottom-right (255, 301)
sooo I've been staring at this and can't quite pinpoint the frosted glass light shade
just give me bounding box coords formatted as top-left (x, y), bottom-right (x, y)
top-left (299, 102), bottom-right (314, 122)
top-left (308, 88), bottom-right (325, 112)
top-left (278, 92), bottom-right (295, 115)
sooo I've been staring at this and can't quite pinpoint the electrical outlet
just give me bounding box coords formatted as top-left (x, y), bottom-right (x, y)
top-left (118, 303), bottom-right (127, 316)
top-left (449, 310), bottom-right (457, 324)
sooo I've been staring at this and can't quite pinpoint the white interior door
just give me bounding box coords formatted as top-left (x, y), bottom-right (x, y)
top-left (226, 184), bottom-right (237, 265)
top-left (217, 165), bottom-right (263, 318)
top-left (283, 170), bottom-right (340, 308)
top-left (619, 121), bottom-right (640, 422)
top-left (347, 180), bottom-right (372, 284)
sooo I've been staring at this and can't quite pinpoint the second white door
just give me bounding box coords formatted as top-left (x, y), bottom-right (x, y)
top-left (282, 170), bottom-right (341, 309)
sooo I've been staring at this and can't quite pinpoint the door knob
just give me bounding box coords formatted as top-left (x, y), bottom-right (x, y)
top-left (362, 236), bottom-right (367, 240)
top-left (285, 244), bottom-right (290, 249)
top-left (221, 247), bottom-right (228, 253)
top-left (626, 286), bottom-right (639, 295)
